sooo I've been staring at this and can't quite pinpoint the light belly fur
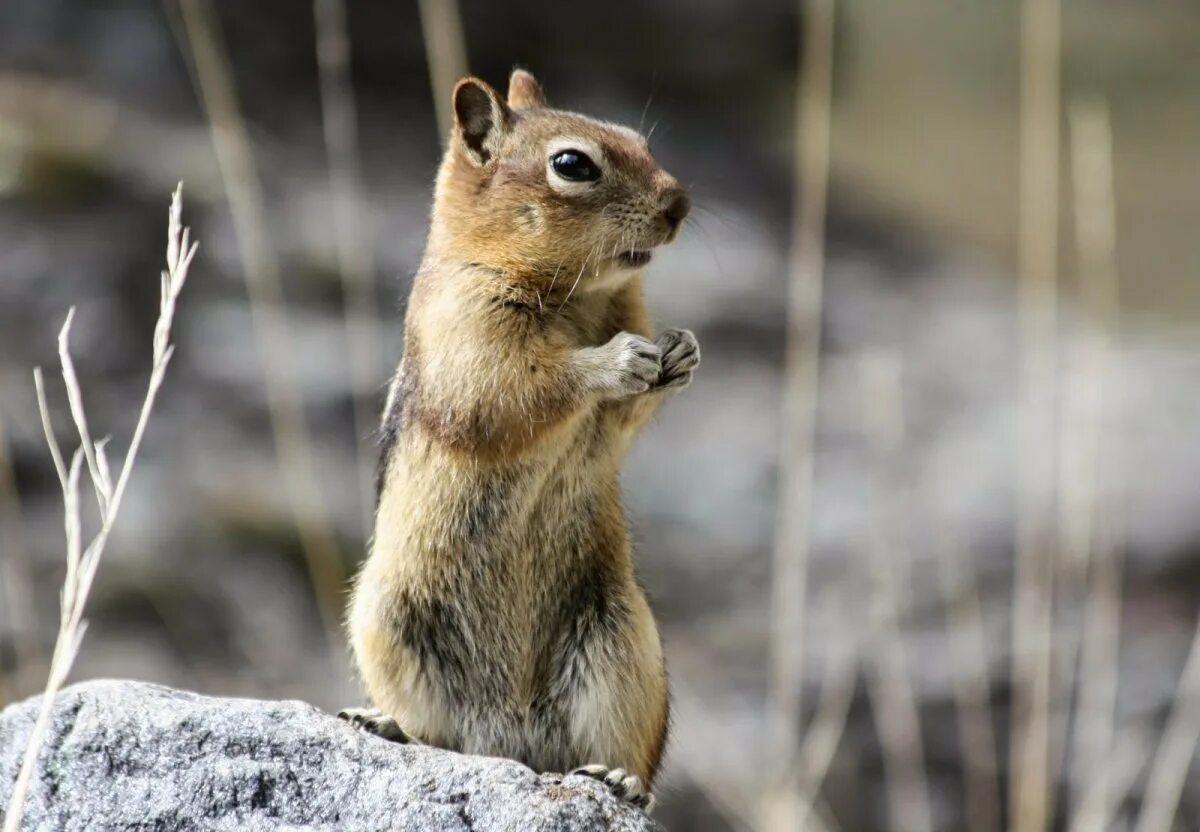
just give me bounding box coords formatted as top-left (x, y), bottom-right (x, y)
top-left (350, 410), bottom-right (667, 778)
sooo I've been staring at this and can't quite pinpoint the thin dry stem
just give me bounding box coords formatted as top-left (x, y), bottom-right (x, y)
top-left (56, 309), bottom-right (107, 517)
top-left (759, 616), bottom-right (859, 831)
top-left (1058, 100), bottom-right (1118, 578)
top-left (1065, 97), bottom-right (1123, 831)
top-left (313, 0), bottom-right (384, 536)
top-left (416, 0), bottom-right (468, 141)
top-left (667, 691), bottom-right (760, 832)
top-left (178, 0), bottom-right (347, 639)
top-left (34, 365), bottom-right (79, 610)
top-left (859, 352), bottom-right (934, 832)
top-left (3, 185), bottom-right (196, 832)
top-left (764, 0), bottom-right (835, 828)
top-left (1010, 0), bottom-right (1062, 830)
top-left (937, 533), bottom-right (1001, 832)
top-left (62, 450), bottom-right (83, 618)
top-left (793, 623), bottom-right (859, 831)
top-left (1133, 616), bottom-right (1200, 832)
top-left (1069, 725), bottom-right (1151, 832)
top-left (32, 369), bottom-right (67, 490)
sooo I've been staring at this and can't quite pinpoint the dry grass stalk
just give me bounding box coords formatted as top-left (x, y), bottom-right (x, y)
top-left (1133, 616), bottom-right (1200, 832)
top-left (859, 352), bottom-right (933, 832)
top-left (936, 531), bottom-right (1001, 832)
top-left (793, 621), bottom-right (859, 831)
top-left (667, 693), bottom-right (760, 832)
top-left (1064, 97), bottom-right (1123, 831)
top-left (416, 0), bottom-right (469, 141)
top-left (313, 0), bottom-right (384, 535)
top-left (1069, 725), bottom-right (1151, 832)
top-left (763, 0), bottom-right (835, 828)
top-left (1010, 0), bottom-right (1062, 829)
top-left (1059, 98), bottom-right (1118, 578)
top-left (2, 185), bottom-right (197, 832)
top-left (178, 0), bottom-right (347, 639)
top-left (667, 629), bottom-right (769, 832)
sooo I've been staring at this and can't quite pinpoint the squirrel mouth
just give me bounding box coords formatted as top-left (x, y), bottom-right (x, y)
top-left (616, 250), bottom-right (653, 269)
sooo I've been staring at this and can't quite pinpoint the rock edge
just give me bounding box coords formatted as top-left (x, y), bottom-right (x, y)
top-left (0, 679), bottom-right (662, 832)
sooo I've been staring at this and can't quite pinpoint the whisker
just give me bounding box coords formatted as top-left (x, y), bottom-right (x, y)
top-left (558, 240), bottom-right (600, 312)
top-left (558, 265), bottom-right (585, 311)
top-left (646, 116), bottom-right (664, 143)
top-left (639, 74), bottom-right (658, 135)
top-left (684, 215), bottom-right (728, 281)
top-left (690, 201), bottom-right (748, 232)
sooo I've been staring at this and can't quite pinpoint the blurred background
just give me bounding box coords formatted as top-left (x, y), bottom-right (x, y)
top-left (2, 1), bottom-right (1199, 830)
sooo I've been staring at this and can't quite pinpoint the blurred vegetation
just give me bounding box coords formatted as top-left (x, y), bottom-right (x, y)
top-left (2, 1), bottom-right (1200, 830)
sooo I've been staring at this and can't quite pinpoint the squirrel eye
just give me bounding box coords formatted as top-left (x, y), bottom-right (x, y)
top-left (550, 149), bottom-right (600, 183)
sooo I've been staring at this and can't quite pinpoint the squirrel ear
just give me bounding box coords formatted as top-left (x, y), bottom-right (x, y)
top-left (452, 77), bottom-right (511, 166)
top-left (507, 69), bottom-right (547, 110)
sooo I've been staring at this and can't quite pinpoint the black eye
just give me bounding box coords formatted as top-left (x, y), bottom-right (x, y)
top-left (550, 149), bottom-right (600, 183)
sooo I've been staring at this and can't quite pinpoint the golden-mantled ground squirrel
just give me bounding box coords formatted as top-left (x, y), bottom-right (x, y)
top-left (341, 69), bottom-right (697, 812)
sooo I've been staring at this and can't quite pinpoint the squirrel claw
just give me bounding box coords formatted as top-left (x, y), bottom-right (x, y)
top-left (337, 706), bottom-right (412, 744)
top-left (569, 764), bottom-right (656, 813)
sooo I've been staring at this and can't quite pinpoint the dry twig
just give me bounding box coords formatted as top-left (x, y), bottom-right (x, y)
top-left (2, 185), bottom-right (197, 832)
top-left (1010, 0), bottom-right (1062, 829)
top-left (1064, 97), bottom-right (1124, 831)
top-left (416, 0), bottom-right (469, 141)
top-left (859, 353), bottom-right (933, 832)
top-left (177, 0), bottom-right (347, 638)
top-left (1133, 617), bottom-right (1200, 832)
top-left (313, 0), bottom-right (383, 535)
top-left (936, 531), bottom-right (1002, 832)
top-left (764, 0), bottom-right (835, 827)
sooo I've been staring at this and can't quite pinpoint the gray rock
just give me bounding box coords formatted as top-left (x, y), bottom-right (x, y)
top-left (0, 680), bottom-right (662, 832)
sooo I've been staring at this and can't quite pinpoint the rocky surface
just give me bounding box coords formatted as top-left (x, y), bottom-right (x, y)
top-left (0, 680), bottom-right (660, 832)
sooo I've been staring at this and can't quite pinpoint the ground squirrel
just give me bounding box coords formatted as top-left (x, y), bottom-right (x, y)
top-left (342, 69), bottom-right (697, 812)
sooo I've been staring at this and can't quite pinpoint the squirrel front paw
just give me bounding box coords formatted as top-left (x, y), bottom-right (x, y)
top-left (580, 332), bottom-right (662, 398)
top-left (653, 328), bottom-right (700, 390)
top-left (611, 333), bottom-right (663, 395)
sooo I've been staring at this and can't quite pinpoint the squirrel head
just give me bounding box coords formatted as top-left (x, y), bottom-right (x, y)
top-left (429, 69), bottom-right (690, 291)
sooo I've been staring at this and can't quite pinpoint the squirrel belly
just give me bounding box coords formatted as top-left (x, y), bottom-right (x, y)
top-left (346, 68), bottom-right (697, 793)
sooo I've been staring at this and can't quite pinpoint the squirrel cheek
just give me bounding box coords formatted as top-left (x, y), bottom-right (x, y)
top-left (515, 204), bottom-right (545, 234)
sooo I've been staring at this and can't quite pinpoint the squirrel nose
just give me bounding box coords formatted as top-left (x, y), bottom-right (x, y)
top-left (661, 190), bottom-right (690, 230)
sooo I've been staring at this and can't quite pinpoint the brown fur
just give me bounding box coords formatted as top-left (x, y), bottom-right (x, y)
top-left (347, 69), bottom-right (697, 789)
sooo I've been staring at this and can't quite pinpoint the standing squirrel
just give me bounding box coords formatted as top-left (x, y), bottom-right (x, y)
top-left (341, 68), bottom-right (698, 812)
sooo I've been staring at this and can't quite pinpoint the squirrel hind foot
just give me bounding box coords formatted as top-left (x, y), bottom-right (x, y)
top-left (337, 706), bottom-right (413, 744)
top-left (569, 765), bottom-right (656, 813)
